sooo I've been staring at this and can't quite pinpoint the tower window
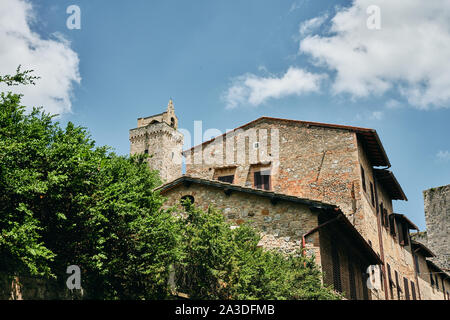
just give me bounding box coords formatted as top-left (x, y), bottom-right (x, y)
top-left (170, 117), bottom-right (175, 127)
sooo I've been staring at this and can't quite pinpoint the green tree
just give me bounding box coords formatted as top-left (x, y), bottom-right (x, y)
top-left (175, 202), bottom-right (339, 300)
top-left (0, 67), bottom-right (180, 299)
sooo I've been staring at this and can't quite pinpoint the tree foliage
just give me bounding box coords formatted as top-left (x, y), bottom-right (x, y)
top-left (175, 202), bottom-right (339, 300)
top-left (0, 68), bottom-right (180, 299)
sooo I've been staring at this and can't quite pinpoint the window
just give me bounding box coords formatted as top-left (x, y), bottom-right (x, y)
top-left (383, 208), bottom-right (390, 230)
top-left (374, 182), bottom-right (379, 214)
top-left (403, 278), bottom-right (410, 300)
top-left (380, 203), bottom-right (384, 224)
top-left (430, 272), bottom-right (435, 287)
top-left (170, 117), bottom-right (175, 127)
top-left (331, 244), bottom-right (342, 293)
top-left (349, 263), bottom-right (357, 300)
top-left (389, 214), bottom-right (396, 237)
top-left (435, 275), bottom-right (439, 290)
top-left (218, 175), bottom-right (234, 184)
top-left (254, 170), bottom-right (271, 190)
top-left (144, 149), bottom-right (149, 154)
top-left (370, 182), bottom-right (375, 207)
top-left (361, 166), bottom-right (367, 192)
top-left (387, 264), bottom-right (394, 299)
top-left (398, 222), bottom-right (409, 246)
top-left (180, 195), bottom-right (194, 209)
top-left (414, 255), bottom-right (420, 274)
top-left (411, 281), bottom-right (416, 300)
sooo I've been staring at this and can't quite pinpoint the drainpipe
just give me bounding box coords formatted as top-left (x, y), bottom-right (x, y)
top-left (374, 180), bottom-right (389, 300)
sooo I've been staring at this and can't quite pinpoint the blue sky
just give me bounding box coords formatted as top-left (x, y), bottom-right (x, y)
top-left (2, 0), bottom-right (450, 229)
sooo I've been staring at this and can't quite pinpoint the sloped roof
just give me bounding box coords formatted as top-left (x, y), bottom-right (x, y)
top-left (392, 213), bottom-right (419, 230)
top-left (374, 169), bottom-right (408, 201)
top-left (411, 240), bottom-right (435, 258)
top-left (156, 175), bottom-right (382, 265)
top-left (182, 117), bottom-right (391, 167)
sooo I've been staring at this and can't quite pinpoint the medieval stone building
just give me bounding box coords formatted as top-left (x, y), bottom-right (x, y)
top-left (130, 102), bottom-right (449, 300)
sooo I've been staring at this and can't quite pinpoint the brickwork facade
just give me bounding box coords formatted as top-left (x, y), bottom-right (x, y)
top-left (181, 117), bottom-right (420, 300)
top-left (129, 111), bottom-right (447, 300)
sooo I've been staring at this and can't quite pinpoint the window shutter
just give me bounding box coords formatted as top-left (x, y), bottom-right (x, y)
top-left (262, 174), bottom-right (270, 190)
top-left (254, 171), bottom-right (262, 189)
top-left (387, 264), bottom-right (394, 299)
top-left (349, 263), bottom-right (357, 300)
top-left (395, 270), bottom-right (401, 299)
top-left (331, 244), bottom-right (342, 293)
top-left (411, 281), bottom-right (416, 300)
top-left (403, 278), bottom-right (410, 300)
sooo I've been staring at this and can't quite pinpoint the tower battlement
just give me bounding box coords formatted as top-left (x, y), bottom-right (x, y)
top-left (129, 99), bottom-right (183, 182)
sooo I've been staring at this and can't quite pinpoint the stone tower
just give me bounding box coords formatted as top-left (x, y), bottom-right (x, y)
top-left (423, 184), bottom-right (450, 270)
top-left (129, 99), bottom-right (183, 182)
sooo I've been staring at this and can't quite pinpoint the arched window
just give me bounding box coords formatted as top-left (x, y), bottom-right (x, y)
top-left (170, 117), bottom-right (175, 127)
top-left (180, 195), bottom-right (194, 208)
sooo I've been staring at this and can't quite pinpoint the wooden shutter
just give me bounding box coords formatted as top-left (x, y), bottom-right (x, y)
top-left (411, 281), bottom-right (416, 300)
top-left (254, 171), bottom-right (262, 189)
top-left (361, 166), bottom-right (366, 192)
top-left (349, 263), bottom-right (357, 300)
top-left (387, 264), bottom-right (394, 299)
top-left (395, 270), bottom-right (401, 299)
top-left (262, 173), bottom-right (270, 190)
top-left (403, 278), bottom-right (410, 300)
top-left (331, 244), bottom-right (342, 293)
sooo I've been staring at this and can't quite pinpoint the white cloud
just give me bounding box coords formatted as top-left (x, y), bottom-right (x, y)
top-left (0, 0), bottom-right (80, 115)
top-left (299, 14), bottom-right (328, 36)
top-left (437, 150), bottom-right (450, 162)
top-left (385, 99), bottom-right (402, 109)
top-left (223, 67), bottom-right (326, 109)
top-left (370, 111), bottom-right (383, 120)
top-left (289, 0), bottom-right (307, 13)
top-left (299, 0), bottom-right (450, 109)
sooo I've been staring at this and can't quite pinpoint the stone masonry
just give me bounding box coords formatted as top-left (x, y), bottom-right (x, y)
top-left (129, 100), bottom-right (183, 182)
top-left (423, 185), bottom-right (450, 271)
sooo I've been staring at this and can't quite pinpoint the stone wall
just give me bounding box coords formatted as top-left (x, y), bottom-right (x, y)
top-left (185, 118), bottom-right (360, 218)
top-left (183, 117), bottom-right (419, 300)
top-left (0, 274), bottom-right (78, 300)
top-left (160, 181), bottom-right (378, 300)
top-left (160, 182), bottom-right (321, 259)
top-left (423, 185), bottom-right (450, 270)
